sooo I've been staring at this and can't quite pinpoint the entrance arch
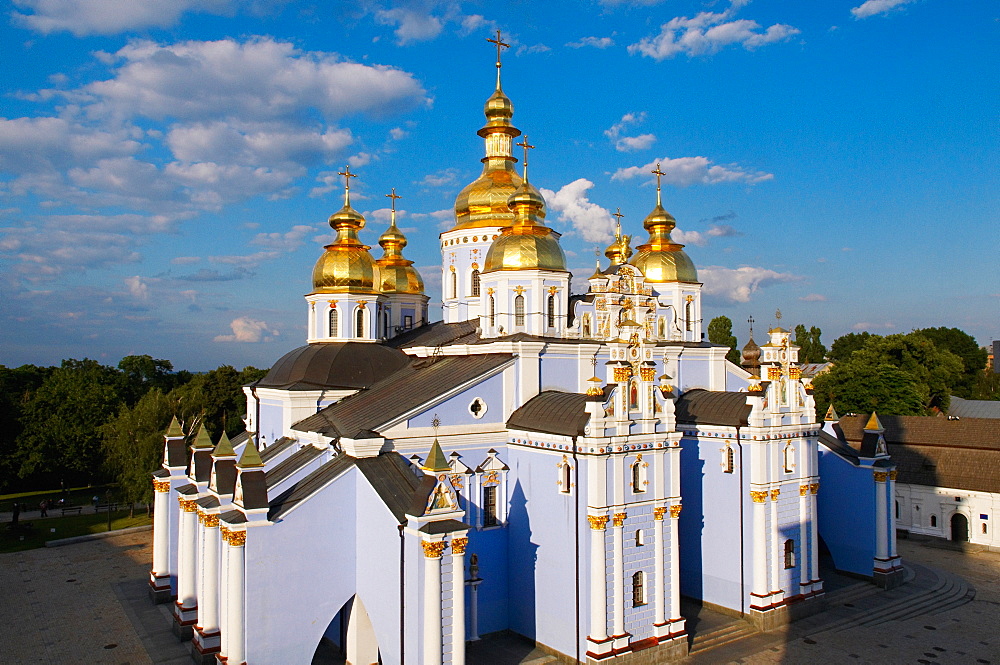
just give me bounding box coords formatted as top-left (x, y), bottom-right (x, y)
top-left (950, 513), bottom-right (969, 543)
top-left (313, 595), bottom-right (381, 665)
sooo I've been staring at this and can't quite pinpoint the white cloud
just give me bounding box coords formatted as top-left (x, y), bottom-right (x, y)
top-left (250, 225), bottom-right (313, 252)
top-left (0, 117), bottom-right (141, 173)
top-left (125, 275), bottom-right (149, 300)
top-left (672, 229), bottom-right (707, 246)
top-left (799, 293), bottom-right (827, 302)
top-left (12, 0), bottom-right (231, 36)
top-left (604, 112), bottom-right (656, 153)
top-left (171, 256), bottom-right (201, 265)
top-left (420, 168), bottom-right (460, 187)
top-left (852, 321), bottom-right (896, 331)
top-left (613, 156), bottom-right (773, 186)
top-left (540, 179), bottom-right (616, 243)
top-left (567, 36), bottom-right (614, 49)
top-left (851, 0), bottom-right (916, 19)
top-left (213, 316), bottom-right (279, 343)
top-left (166, 122), bottom-right (352, 167)
top-left (376, 7), bottom-right (444, 44)
top-left (699, 265), bottom-right (800, 302)
top-left (389, 127), bottom-right (408, 140)
top-left (628, 3), bottom-right (799, 60)
top-left (707, 224), bottom-right (741, 238)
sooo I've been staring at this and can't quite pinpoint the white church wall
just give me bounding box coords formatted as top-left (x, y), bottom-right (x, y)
top-left (895, 482), bottom-right (999, 548)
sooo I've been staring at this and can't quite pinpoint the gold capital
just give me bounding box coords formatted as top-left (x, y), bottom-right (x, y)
top-left (889, 470), bottom-right (898, 481)
top-left (873, 471), bottom-right (888, 483)
top-left (612, 512), bottom-right (627, 528)
top-left (669, 505), bottom-right (682, 519)
top-left (451, 537), bottom-right (468, 555)
top-left (800, 484), bottom-right (809, 497)
top-left (770, 488), bottom-right (780, 501)
top-left (653, 507), bottom-right (668, 521)
top-left (222, 527), bottom-right (246, 546)
top-left (422, 540), bottom-right (448, 559)
top-left (179, 497), bottom-right (197, 512)
top-left (153, 479), bottom-right (170, 493)
top-left (203, 513), bottom-right (219, 528)
top-left (810, 482), bottom-right (819, 495)
top-left (750, 490), bottom-right (768, 503)
top-left (587, 515), bottom-right (609, 531)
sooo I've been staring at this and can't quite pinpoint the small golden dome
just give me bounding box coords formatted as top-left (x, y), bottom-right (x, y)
top-left (454, 166), bottom-right (522, 230)
top-left (485, 88), bottom-right (513, 120)
top-left (376, 196), bottom-right (425, 296)
top-left (312, 169), bottom-right (379, 293)
top-left (604, 213), bottom-right (633, 266)
top-left (484, 176), bottom-right (566, 272)
top-left (630, 167), bottom-right (698, 283)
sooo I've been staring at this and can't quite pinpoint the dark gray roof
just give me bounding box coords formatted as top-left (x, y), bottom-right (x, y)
top-left (292, 354), bottom-right (514, 438)
top-left (388, 319), bottom-right (481, 349)
top-left (355, 454), bottom-right (423, 523)
top-left (255, 342), bottom-right (410, 390)
top-left (268, 455), bottom-right (356, 520)
top-left (230, 430), bottom-right (250, 447)
top-left (419, 519), bottom-right (470, 534)
top-left (948, 396), bottom-right (1000, 420)
top-left (261, 436), bottom-right (296, 463)
top-left (675, 389), bottom-right (752, 427)
top-left (818, 430), bottom-right (860, 466)
top-left (176, 483), bottom-right (197, 495)
top-left (507, 391), bottom-right (590, 437)
top-left (196, 496), bottom-right (220, 508)
top-left (220, 510), bottom-right (246, 525)
top-left (265, 445), bottom-right (324, 488)
top-left (153, 468), bottom-right (168, 478)
top-left (238, 468), bottom-right (268, 510)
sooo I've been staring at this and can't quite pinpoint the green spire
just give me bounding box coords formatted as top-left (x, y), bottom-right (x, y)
top-left (864, 412), bottom-right (883, 432)
top-left (214, 431), bottom-right (235, 457)
top-left (238, 440), bottom-right (264, 468)
top-left (166, 415), bottom-right (183, 438)
top-left (824, 404), bottom-right (839, 421)
top-left (192, 422), bottom-right (214, 449)
top-left (422, 439), bottom-right (451, 473)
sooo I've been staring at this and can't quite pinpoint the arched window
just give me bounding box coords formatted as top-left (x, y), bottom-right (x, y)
top-left (547, 294), bottom-right (555, 328)
top-left (632, 571), bottom-right (646, 606)
top-left (383, 310), bottom-right (390, 338)
top-left (635, 529), bottom-right (645, 546)
top-left (328, 308), bottom-right (338, 337)
top-left (895, 501), bottom-right (900, 519)
top-left (489, 295), bottom-right (496, 326)
top-left (559, 461), bottom-right (571, 494)
top-left (657, 317), bottom-right (666, 338)
top-left (983, 523), bottom-right (988, 535)
top-left (450, 270), bottom-right (457, 299)
top-left (783, 444), bottom-right (795, 473)
top-left (514, 294), bottom-right (525, 326)
top-left (930, 514), bottom-right (937, 528)
top-left (784, 539), bottom-right (795, 569)
top-left (355, 308), bottom-right (364, 338)
top-left (471, 269), bottom-right (480, 297)
top-left (631, 456), bottom-right (646, 493)
top-left (723, 445), bottom-right (735, 474)
top-left (582, 313), bottom-right (591, 338)
top-left (685, 300), bottom-right (693, 332)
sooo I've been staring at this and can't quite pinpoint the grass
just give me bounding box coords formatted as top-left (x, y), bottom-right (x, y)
top-left (1, 484), bottom-right (111, 505)
top-left (0, 509), bottom-right (152, 554)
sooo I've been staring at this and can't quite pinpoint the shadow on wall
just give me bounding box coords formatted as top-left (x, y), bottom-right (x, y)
top-left (506, 480), bottom-right (538, 640)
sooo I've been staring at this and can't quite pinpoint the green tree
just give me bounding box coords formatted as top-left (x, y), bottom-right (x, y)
top-left (118, 355), bottom-right (176, 405)
top-left (794, 325), bottom-right (826, 364)
top-left (853, 333), bottom-right (963, 411)
top-left (15, 359), bottom-right (124, 487)
top-left (101, 389), bottom-right (176, 514)
top-left (708, 316), bottom-right (741, 365)
top-left (812, 361), bottom-right (926, 417)
top-left (170, 365), bottom-right (267, 440)
top-left (913, 327), bottom-right (988, 399)
top-left (0, 364), bottom-right (53, 492)
top-left (972, 371), bottom-right (1000, 401)
top-left (828, 331), bottom-right (876, 362)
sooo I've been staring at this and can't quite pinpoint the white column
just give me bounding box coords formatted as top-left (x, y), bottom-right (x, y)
top-left (451, 537), bottom-right (468, 665)
top-left (809, 482), bottom-right (820, 583)
top-left (468, 582), bottom-right (481, 641)
top-left (751, 491), bottom-right (768, 605)
top-left (874, 472), bottom-right (889, 560)
top-left (769, 487), bottom-right (782, 596)
top-left (201, 516), bottom-right (220, 636)
top-left (195, 514), bottom-right (206, 626)
top-left (612, 512), bottom-right (626, 637)
top-left (653, 508), bottom-right (666, 627)
top-left (178, 498), bottom-right (198, 612)
top-left (226, 529), bottom-right (246, 665)
top-left (588, 515), bottom-right (608, 642)
top-left (799, 484), bottom-right (809, 589)
top-left (219, 526), bottom-right (229, 659)
top-left (888, 471), bottom-right (898, 558)
top-left (668, 506), bottom-right (681, 621)
top-left (151, 481), bottom-right (170, 576)
top-left (422, 540), bottom-right (444, 665)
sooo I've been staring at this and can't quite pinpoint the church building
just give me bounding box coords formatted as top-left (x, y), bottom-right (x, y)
top-left (148, 34), bottom-right (897, 665)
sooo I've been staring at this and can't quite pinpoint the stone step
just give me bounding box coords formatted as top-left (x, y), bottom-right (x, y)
top-left (690, 621), bottom-right (756, 654)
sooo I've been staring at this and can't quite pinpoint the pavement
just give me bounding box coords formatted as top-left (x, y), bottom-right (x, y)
top-left (0, 531), bottom-right (998, 665)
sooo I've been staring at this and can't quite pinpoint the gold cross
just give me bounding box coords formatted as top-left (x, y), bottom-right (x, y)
top-left (486, 29), bottom-right (510, 69)
top-left (612, 208), bottom-right (624, 239)
top-left (651, 162), bottom-right (666, 205)
top-left (516, 135), bottom-right (534, 176)
top-left (385, 188), bottom-right (401, 213)
top-left (338, 166), bottom-right (357, 191)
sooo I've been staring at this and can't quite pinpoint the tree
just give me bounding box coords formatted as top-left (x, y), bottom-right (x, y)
top-left (827, 332), bottom-right (875, 362)
top-left (708, 316), bottom-right (741, 364)
top-left (0, 364), bottom-right (53, 492)
top-left (794, 325), bottom-right (828, 364)
top-left (101, 389), bottom-right (176, 513)
top-left (118, 355), bottom-right (176, 405)
top-left (913, 327), bottom-right (988, 399)
top-left (15, 359), bottom-right (124, 487)
top-left (170, 365), bottom-right (267, 440)
top-left (812, 361), bottom-right (926, 417)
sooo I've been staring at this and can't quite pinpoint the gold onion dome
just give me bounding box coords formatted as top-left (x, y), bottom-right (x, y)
top-left (484, 137), bottom-right (566, 273)
top-left (451, 32), bottom-right (523, 231)
top-left (630, 163), bottom-right (698, 283)
top-left (376, 189), bottom-right (424, 295)
top-left (604, 211), bottom-right (633, 266)
top-left (312, 167), bottom-right (379, 293)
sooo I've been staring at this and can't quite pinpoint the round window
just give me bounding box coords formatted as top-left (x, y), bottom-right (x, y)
top-left (469, 397), bottom-right (488, 419)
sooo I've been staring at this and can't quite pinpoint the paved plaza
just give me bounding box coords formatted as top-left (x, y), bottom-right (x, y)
top-left (0, 531), bottom-right (997, 664)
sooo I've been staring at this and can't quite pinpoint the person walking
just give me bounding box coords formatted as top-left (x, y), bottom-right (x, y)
top-left (39, 499), bottom-right (48, 518)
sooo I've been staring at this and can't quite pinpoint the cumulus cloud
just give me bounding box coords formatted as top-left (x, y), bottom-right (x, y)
top-left (177, 267), bottom-right (253, 282)
top-left (166, 122), bottom-right (352, 167)
top-left (699, 265), bottom-right (800, 303)
top-left (851, 0), bottom-right (916, 19)
top-left (612, 156), bottom-right (773, 186)
top-left (250, 225), bottom-right (313, 252)
top-left (604, 112), bottom-right (656, 153)
top-left (628, 2), bottom-right (799, 60)
top-left (171, 256), bottom-right (201, 265)
top-left (852, 321), bottom-right (896, 330)
top-left (213, 316), bottom-right (279, 343)
top-left (376, 7), bottom-right (444, 44)
top-left (540, 179), bottom-right (616, 243)
top-left (0, 117), bottom-right (141, 174)
top-left (567, 36), bottom-right (614, 49)
top-left (12, 0), bottom-right (231, 36)
top-left (799, 293), bottom-right (827, 302)
top-left (420, 168), bottom-right (460, 187)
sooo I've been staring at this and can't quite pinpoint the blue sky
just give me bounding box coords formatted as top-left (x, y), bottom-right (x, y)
top-left (1, 0), bottom-right (996, 371)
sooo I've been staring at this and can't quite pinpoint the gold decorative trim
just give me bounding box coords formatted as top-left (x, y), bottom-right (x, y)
top-left (770, 488), bottom-right (780, 501)
top-left (588, 515), bottom-right (609, 531)
top-left (613, 366), bottom-right (631, 383)
top-left (451, 537), bottom-right (468, 555)
top-left (228, 530), bottom-right (247, 547)
top-left (810, 482), bottom-right (819, 495)
top-left (669, 505), bottom-right (682, 519)
top-left (873, 471), bottom-right (888, 483)
top-left (767, 367), bottom-right (782, 381)
top-left (422, 541), bottom-right (447, 559)
top-left (750, 490), bottom-right (768, 503)
top-left (889, 470), bottom-right (898, 481)
top-left (789, 367), bottom-right (802, 380)
top-left (639, 367), bottom-right (655, 381)
top-left (203, 513), bottom-right (219, 528)
top-left (653, 507), bottom-right (668, 521)
top-left (153, 479), bottom-right (170, 493)
top-left (612, 512), bottom-right (627, 527)
top-left (179, 498), bottom-right (197, 512)
top-left (800, 485), bottom-right (809, 497)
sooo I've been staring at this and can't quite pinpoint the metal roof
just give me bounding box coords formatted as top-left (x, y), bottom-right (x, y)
top-left (255, 341), bottom-right (410, 390)
top-left (507, 391), bottom-right (590, 438)
top-left (947, 396), bottom-right (1000, 420)
top-left (674, 389), bottom-right (752, 427)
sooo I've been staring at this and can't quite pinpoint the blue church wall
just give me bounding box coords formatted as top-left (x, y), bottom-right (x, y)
top-left (259, 401), bottom-right (284, 447)
top-left (466, 521), bottom-right (509, 636)
top-left (539, 355), bottom-right (580, 393)
top-left (247, 468), bottom-right (359, 665)
top-left (621, 504), bottom-right (657, 641)
top-left (678, 434), bottom-right (746, 611)
top-left (506, 445), bottom-right (585, 658)
top-left (677, 358), bottom-right (710, 392)
top-left (407, 372), bottom-right (505, 430)
top-left (725, 368), bottom-right (750, 392)
top-left (817, 448), bottom-right (875, 577)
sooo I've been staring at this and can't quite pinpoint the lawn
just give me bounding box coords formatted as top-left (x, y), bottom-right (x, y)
top-left (1, 509), bottom-right (152, 553)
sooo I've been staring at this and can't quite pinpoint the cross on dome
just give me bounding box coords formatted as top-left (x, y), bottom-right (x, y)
top-left (486, 29), bottom-right (510, 88)
top-left (612, 208), bottom-right (625, 239)
top-left (651, 162), bottom-right (666, 206)
top-left (386, 187), bottom-right (401, 224)
top-left (338, 165), bottom-right (358, 206)
top-left (516, 135), bottom-right (535, 179)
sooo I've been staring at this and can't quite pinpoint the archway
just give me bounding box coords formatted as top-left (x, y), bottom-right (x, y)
top-left (312, 596), bottom-right (381, 665)
top-left (951, 513), bottom-right (969, 543)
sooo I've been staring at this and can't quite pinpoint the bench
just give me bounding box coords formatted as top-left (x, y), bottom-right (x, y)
top-left (94, 503), bottom-right (118, 514)
top-left (61, 506), bottom-right (83, 516)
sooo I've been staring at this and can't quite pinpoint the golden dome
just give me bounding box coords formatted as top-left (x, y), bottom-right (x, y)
top-left (484, 175), bottom-right (566, 272)
top-left (604, 213), bottom-right (633, 266)
top-left (312, 170), bottom-right (379, 293)
top-left (630, 166), bottom-right (698, 283)
top-left (376, 193), bottom-right (425, 295)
